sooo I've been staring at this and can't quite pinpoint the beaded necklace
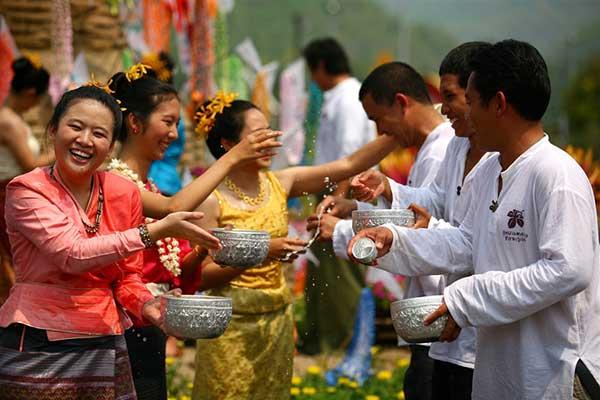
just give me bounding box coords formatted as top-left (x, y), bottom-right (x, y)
top-left (49, 164), bottom-right (103, 234)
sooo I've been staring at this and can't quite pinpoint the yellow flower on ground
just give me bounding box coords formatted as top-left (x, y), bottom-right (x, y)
top-left (349, 380), bottom-right (359, 389)
top-left (370, 346), bottom-right (380, 356)
top-left (397, 358), bottom-right (410, 368)
top-left (187, 382), bottom-right (193, 389)
top-left (338, 377), bottom-right (351, 385)
top-left (366, 396), bottom-right (380, 400)
top-left (376, 370), bottom-right (392, 380)
top-left (397, 390), bottom-right (406, 399)
top-left (165, 357), bottom-right (175, 366)
top-left (291, 376), bottom-right (302, 385)
top-left (327, 387), bottom-right (337, 393)
top-left (307, 365), bottom-right (322, 375)
top-left (290, 387), bottom-right (300, 396)
top-left (302, 387), bottom-right (317, 395)
top-left (179, 396), bottom-right (191, 400)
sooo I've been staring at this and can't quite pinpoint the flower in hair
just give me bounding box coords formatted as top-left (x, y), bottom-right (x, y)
top-left (140, 53), bottom-right (172, 83)
top-left (22, 51), bottom-right (43, 70)
top-left (194, 91), bottom-right (238, 138)
top-left (125, 63), bottom-right (152, 82)
top-left (83, 75), bottom-right (115, 95)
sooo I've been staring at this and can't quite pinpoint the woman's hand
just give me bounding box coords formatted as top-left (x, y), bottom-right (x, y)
top-left (142, 288), bottom-right (182, 334)
top-left (148, 212), bottom-right (221, 250)
top-left (227, 129), bottom-right (282, 163)
top-left (268, 237), bottom-right (308, 262)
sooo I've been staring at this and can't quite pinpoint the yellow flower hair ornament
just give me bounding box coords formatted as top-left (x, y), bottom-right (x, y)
top-left (140, 53), bottom-right (172, 83)
top-left (125, 63), bottom-right (152, 82)
top-left (83, 75), bottom-right (114, 95)
top-left (22, 51), bottom-right (43, 70)
top-left (194, 91), bottom-right (238, 138)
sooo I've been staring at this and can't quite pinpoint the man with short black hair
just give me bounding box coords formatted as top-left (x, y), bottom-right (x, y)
top-left (349, 39), bottom-right (600, 399)
top-left (311, 60), bottom-right (454, 400)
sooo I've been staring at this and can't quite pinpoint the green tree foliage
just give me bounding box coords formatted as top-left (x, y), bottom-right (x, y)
top-left (565, 57), bottom-right (600, 153)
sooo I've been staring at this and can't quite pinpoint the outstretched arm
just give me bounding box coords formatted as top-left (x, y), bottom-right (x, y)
top-left (141, 130), bottom-right (281, 218)
top-left (275, 134), bottom-right (397, 198)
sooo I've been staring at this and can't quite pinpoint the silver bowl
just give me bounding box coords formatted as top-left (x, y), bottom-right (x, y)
top-left (352, 209), bottom-right (415, 233)
top-left (210, 228), bottom-right (270, 268)
top-left (160, 294), bottom-right (232, 339)
top-left (390, 295), bottom-right (447, 343)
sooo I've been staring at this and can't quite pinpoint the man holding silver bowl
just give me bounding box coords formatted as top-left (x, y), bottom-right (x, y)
top-left (348, 40), bottom-right (600, 400)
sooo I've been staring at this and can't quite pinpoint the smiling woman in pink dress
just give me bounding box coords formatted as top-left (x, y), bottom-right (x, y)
top-left (0, 85), bottom-right (213, 400)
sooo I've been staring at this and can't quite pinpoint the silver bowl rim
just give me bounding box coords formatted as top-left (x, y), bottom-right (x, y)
top-left (161, 294), bottom-right (233, 304)
top-left (391, 295), bottom-right (443, 310)
top-left (352, 209), bottom-right (415, 218)
top-left (210, 228), bottom-right (270, 237)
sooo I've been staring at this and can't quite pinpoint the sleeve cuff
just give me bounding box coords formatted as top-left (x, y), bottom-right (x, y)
top-left (443, 283), bottom-right (470, 328)
top-left (332, 219), bottom-right (354, 260)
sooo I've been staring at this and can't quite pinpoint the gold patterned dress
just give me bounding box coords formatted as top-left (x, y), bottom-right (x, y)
top-left (193, 171), bottom-right (293, 400)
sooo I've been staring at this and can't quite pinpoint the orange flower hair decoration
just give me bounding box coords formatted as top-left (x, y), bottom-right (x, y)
top-left (125, 63), bottom-right (152, 82)
top-left (194, 91), bottom-right (238, 138)
top-left (22, 51), bottom-right (43, 70)
top-left (140, 53), bottom-right (172, 82)
top-left (83, 75), bottom-right (114, 95)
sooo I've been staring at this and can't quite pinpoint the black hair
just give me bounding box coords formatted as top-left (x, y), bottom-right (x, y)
top-left (202, 100), bottom-right (258, 159)
top-left (302, 38), bottom-right (351, 75)
top-left (108, 72), bottom-right (178, 142)
top-left (469, 39), bottom-right (551, 121)
top-left (11, 57), bottom-right (50, 96)
top-left (47, 86), bottom-right (123, 144)
top-left (439, 42), bottom-right (492, 89)
top-left (359, 62), bottom-right (431, 105)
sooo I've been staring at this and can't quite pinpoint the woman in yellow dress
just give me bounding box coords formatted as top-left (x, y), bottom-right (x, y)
top-left (192, 94), bottom-right (397, 400)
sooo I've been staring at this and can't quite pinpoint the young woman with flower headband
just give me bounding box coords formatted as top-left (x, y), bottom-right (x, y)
top-left (191, 94), bottom-right (397, 399)
top-left (105, 64), bottom-right (281, 400)
top-left (0, 56), bottom-right (55, 304)
top-left (0, 85), bottom-right (212, 399)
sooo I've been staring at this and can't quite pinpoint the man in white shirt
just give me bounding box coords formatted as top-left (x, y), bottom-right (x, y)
top-left (345, 42), bottom-right (492, 400)
top-left (348, 40), bottom-right (600, 400)
top-left (300, 38), bottom-right (377, 355)
top-left (309, 61), bottom-right (453, 400)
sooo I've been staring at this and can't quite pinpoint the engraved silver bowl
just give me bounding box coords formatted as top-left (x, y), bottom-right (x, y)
top-left (352, 209), bottom-right (416, 232)
top-left (160, 294), bottom-right (232, 339)
top-left (210, 228), bottom-right (270, 269)
top-left (390, 295), bottom-right (447, 343)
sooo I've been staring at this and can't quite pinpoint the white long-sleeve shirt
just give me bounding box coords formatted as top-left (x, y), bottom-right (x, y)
top-left (379, 136), bottom-right (493, 368)
top-left (332, 122), bottom-right (453, 345)
top-left (377, 136), bottom-right (600, 399)
top-left (314, 77), bottom-right (376, 165)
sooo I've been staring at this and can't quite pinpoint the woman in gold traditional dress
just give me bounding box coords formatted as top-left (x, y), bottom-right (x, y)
top-left (192, 94), bottom-right (397, 400)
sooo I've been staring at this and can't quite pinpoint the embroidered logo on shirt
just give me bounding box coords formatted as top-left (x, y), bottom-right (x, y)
top-left (507, 209), bottom-right (524, 229)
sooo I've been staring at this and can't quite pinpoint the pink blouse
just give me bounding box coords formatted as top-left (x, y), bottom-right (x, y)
top-left (0, 167), bottom-right (154, 340)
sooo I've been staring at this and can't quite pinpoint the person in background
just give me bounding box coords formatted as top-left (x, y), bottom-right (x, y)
top-left (0, 55), bottom-right (54, 303)
top-left (300, 37), bottom-right (377, 354)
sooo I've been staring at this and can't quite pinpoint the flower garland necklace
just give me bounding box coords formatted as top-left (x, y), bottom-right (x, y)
top-left (107, 158), bottom-right (181, 276)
